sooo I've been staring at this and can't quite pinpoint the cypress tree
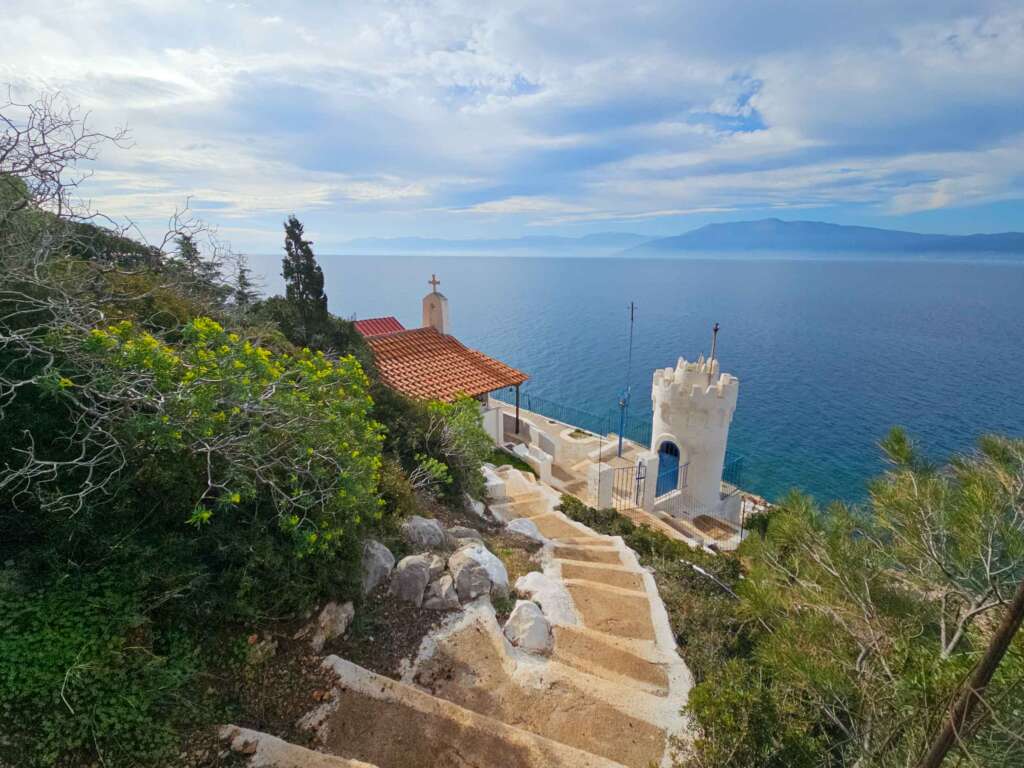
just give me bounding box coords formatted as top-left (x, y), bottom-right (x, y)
top-left (281, 215), bottom-right (328, 343)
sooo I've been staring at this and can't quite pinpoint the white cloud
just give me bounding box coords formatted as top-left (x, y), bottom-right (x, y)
top-left (1, 0), bottom-right (1022, 248)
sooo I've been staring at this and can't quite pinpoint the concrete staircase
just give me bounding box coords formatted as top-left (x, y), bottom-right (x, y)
top-left (222, 467), bottom-right (693, 768)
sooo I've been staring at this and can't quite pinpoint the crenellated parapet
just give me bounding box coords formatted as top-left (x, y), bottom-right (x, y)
top-left (652, 355), bottom-right (738, 432)
top-left (650, 354), bottom-right (740, 514)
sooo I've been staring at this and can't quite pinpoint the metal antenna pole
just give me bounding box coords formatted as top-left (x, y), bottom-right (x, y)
top-left (708, 321), bottom-right (720, 385)
top-left (617, 301), bottom-right (636, 458)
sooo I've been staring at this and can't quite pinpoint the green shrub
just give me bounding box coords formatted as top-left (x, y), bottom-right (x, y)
top-left (684, 660), bottom-right (823, 768)
top-left (0, 570), bottom-right (196, 767)
top-left (487, 447), bottom-right (534, 476)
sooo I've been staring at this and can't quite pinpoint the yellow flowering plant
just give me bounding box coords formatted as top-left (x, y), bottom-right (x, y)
top-left (83, 316), bottom-right (384, 559)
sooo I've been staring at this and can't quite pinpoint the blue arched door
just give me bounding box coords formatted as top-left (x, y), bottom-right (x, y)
top-left (656, 441), bottom-right (680, 496)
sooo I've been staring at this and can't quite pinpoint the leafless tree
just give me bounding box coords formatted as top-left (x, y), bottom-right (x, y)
top-left (0, 92), bottom-right (229, 516)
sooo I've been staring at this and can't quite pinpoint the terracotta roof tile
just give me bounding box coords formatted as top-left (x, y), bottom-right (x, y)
top-left (364, 326), bottom-right (528, 402)
top-left (354, 316), bottom-right (406, 337)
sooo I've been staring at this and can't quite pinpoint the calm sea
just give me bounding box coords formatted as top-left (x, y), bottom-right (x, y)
top-left (246, 253), bottom-right (1024, 504)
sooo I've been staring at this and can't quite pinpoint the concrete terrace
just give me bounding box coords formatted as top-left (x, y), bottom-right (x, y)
top-left (487, 398), bottom-right (753, 550)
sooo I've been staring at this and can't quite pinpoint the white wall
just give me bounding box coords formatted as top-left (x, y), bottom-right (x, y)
top-left (650, 356), bottom-right (739, 512)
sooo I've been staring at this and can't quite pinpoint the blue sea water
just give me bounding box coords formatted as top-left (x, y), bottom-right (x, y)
top-left (247, 253), bottom-right (1024, 505)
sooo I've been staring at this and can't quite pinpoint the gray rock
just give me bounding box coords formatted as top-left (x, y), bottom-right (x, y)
top-left (449, 525), bottom-right (483, 541)
top-left (447, 549), bottom-right (492, 603)
top-left (401, 515), bottom-right (447, 550)
top-left (457, 541), bottom-right (510, 598)
top-left (390, 554), bottom-right (433, 606)
top-left (503, 600), bottom-right (553, 655)
top-left (427, 553), bottom-right (445, 581)
top-left (422, 574), bottom-right (460, 610)
top-left (464, 492), bottom-right (491, 522)
top-left (361, 539), bottom-right (395, 595)
top-left (506, 517), bottom-right (545, 542)
top-left (299, 601), bottom-right (354, 652)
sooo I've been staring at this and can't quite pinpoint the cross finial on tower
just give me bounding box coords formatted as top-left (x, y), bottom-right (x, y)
top-left (428, 273), bottom-right (440, 292)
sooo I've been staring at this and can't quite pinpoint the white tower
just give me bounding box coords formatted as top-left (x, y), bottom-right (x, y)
top-left (650, 354), bottom-right (739, 515)
top-left (422, 273), bottom-right (450, 334)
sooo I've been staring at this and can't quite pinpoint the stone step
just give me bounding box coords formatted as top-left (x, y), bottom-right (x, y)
top-left (564, 582), bottom-right (657, 641)
top-left (556, 561), bottom-right (647, 591)
top-left (552, 545), bottom-right (625, 565)
top-left (554, 535), bottom-right (618, 547)
top-left (551, 626), bottom-right (670, 696)
top-left (411, 610), bottom-right (673, 768)
top-left (528, 512), bottom-right (599, 540)
top-left (562, 578), bottom-right (649, 600)
top-left (221, 726), bottom-right (378, 768)
top-left (307, 655), bottom-right (629, 768)
top-left (491, 497), bottom-right (551, 521)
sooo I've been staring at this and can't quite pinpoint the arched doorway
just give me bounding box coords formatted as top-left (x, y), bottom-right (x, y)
top-left (656, 440), bottom-right (680, 496)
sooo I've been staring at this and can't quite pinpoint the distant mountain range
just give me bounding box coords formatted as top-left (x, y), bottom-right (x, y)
top-left (334, 219), bottom-right (1024, 257)
top-left (626, 219), bottom-right (1024, 256)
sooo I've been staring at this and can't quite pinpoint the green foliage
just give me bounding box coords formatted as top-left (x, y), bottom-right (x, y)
top-left (378, 456), bottom-right (419, 522)
top-left (425, 396), bottom-right (494, 499)
top-left (0, 570), bottom-right (196, 767)
top-left (234, 257), bottom-right (260, 308)
top-left (281, 215), bottom-right (328, 344)
top-left (683, 431), bottom-right (1024, 768)
top-left (488, 446), bottom-right (534, 476)
top-left (78, 317), bottom-right (384, 604)
top-left (686, 660), bottom-right (824, 768)
top-left (374, 390), bottom-right (492, 500)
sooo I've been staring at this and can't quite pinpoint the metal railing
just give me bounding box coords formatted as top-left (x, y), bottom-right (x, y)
top-left (492, 388), bottom-right (654, 448)
top-left (656, 490), bottom-right (745, 550)
top-left (722, 451), bottom-right (745, 491)
top-left (491, 389), bottom-right (611, 438)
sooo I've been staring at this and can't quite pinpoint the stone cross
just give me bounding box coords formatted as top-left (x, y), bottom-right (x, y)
top-left (429, 273), bottom-right (440, 292)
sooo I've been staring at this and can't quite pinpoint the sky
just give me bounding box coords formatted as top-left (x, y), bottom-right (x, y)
top-left (2, 0), bottom-right (1024, 252)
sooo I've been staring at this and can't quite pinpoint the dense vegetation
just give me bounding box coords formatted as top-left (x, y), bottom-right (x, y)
top-left (0, 96), bottom-right (492, 766)
top-left (563, 430), bottom-right (1024, 768)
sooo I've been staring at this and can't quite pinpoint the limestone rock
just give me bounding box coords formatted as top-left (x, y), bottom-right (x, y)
top-left (390, 554), bottom-right (433, 606)
top-left (503, 600), bottom-right (554, 655)
top-left (427, 553), bottom-right (445, 580)
top-left (449, 525), bottom-right (483, 542)
top-left (422, 574), bottom-right (460, 610)
top-left (361, 539), bottom-right (395, 595)
top-left (506, 518), bottom-right (545, 542)
top-left (302, 601), bottom-right (355, 653)
top-left (464, 492), bottom-right (492, 522)
top-left (457, 541), bottom-right (510, 598)
top-left (401, 516), bottom-right (447, 550)
top-left (516, 571), bottom-right (579, 625)
top-left (447, 549), bottom-right (492, 603)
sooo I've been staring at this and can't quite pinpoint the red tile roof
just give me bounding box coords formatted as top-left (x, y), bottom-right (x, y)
top-left (354, 316), bottom-right (406, 337)
top-left (364, 326), bottom-right (528, 402)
